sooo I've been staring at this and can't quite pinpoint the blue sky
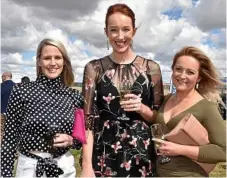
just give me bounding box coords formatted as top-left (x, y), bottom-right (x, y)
top-left (162, 8), bottom-right (183, 20)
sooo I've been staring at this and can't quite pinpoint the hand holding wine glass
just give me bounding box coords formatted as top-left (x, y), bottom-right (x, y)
top-left (151, 124), bottom-right (171, 164)
top-left (46, 124), bottom-right (60, 160)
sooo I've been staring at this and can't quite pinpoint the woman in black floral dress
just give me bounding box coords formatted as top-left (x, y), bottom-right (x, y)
top-left (81, 3), bottom-right (164, 177)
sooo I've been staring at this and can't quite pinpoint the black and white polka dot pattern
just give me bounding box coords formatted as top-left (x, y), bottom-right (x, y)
top-left (1, 74), bottom-right (83, 177)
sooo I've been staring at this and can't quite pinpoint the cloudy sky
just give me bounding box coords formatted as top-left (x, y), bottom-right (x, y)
top-left (1, 0), bottom-right (226, 83)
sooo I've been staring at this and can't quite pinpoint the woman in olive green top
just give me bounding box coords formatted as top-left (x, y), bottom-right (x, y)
top-left (154, 46), bottom-right (226, 177)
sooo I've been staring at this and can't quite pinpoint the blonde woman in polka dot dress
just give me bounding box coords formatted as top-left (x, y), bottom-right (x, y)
top-left (1, 38), bottom-right (83, 178)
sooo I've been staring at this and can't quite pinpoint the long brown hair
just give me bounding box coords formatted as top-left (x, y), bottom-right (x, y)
top-left (36, 38), bottom-right (74, 87)
top-left (172, 46), bottom-right (223, 104)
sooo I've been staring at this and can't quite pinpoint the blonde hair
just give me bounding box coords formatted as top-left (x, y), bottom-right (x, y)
top-left (172, 46), bottom-right (223, 104)
top-left (36, 38), bottom-right (74, 87)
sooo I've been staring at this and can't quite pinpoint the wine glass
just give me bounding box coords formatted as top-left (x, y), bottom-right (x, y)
top-left (117, 79), bottom-right (131, 121)
top-left (151, 123), bottom-right (171, 164)
top-left (46, 124), bottom-right (60, 159)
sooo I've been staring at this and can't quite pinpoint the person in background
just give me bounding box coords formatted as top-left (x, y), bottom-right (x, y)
top-left (21, 76), bottom-right (30, 84)
top-left (81, 3), bottom-right (163, 177)
top-left (1, 38), bottom-right (83, 178)
top-left (154, 46), bottom-right (226, 177)
top-left (1, 71), bottom-right (15, 115)
top-left (1, 72), bottom-right (15, 142)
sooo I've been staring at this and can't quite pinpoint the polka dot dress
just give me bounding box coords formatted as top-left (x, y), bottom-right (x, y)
top-left (1, 74), bottom-right (83, 177)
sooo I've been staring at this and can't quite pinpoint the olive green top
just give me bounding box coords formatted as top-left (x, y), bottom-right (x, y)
top-left (155, 94), bottom-right (226, 177)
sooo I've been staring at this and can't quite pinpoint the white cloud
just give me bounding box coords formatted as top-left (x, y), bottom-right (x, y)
top-left (2, 53), bottom-right (23, 64)
top-left (1, 0), bottom-right (226, 84)
top-left (183, 0), bottom-right (226, 31)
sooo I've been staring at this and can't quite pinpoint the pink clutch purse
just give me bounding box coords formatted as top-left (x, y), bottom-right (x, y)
top-left (165, 113), bottom-right (216, 173)
top-left (72, 109), bottom-right (87, 144)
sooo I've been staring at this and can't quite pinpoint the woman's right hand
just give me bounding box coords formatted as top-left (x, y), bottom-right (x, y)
top-left (81, 164), bottom-right (95, 178)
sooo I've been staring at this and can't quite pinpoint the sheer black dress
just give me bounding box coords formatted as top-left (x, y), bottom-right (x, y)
top-left (82, 55), bottom-right (164, 177)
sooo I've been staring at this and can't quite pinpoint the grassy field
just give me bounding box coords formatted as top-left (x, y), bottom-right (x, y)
top-left (71, 149), bottom-right (226, 177)
top-left (209, 162), bottom-right (226, 177)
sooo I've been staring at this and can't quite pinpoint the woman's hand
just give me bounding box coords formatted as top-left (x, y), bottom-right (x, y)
top-left (152, 138), bottom-right (183, 156)
top-left (120, 94), bottom-right (143, 113)
top-left (81, 163), bottom-right (95, 178)
top-left (53, 133), bottom-right (73, 148)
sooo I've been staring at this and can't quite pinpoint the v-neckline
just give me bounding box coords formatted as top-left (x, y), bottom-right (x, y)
top-left (161, 94), bottom-right (205, 125)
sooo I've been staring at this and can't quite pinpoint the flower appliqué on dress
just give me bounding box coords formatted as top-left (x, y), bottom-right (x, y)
top-left (103, 93), bottom-right (115, 104)
top-left (134, 155), bottom-right (141, 165)
top-left (141, 122), bottom-right (149, 130)
top-left (131, 65), bottom-right (136, 75)
top-left (106, 69), bottom-right (115, 79)
top-left (139, 166), bottom-right (148, 177)
top-left (129, 136), bottom-right (137, 147)
top-left (120, 129), bottom-right (130, 141)
top-left (97, 155), bottom-right (106, 170)
top-left (111, 141), bottom-right (122, 153)
top-left (104, 120), bottom-right (110, 129)
top-left (120, 160), bottom-right (132, 171)
top-left (104, 167), bottom-right (117, 176)
top-left (143, 138), bottom-right (150, 150)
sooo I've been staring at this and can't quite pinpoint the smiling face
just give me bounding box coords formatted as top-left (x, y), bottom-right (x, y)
top-left (38, 45), bottom-right (64, 79)
top-left (172, 55), bottom-right (201, 92)
top-left (105, 12), bottom-right (135, 54)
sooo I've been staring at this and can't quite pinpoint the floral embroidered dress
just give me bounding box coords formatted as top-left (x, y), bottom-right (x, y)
top-left (82, 55), bottom-right (163, 177)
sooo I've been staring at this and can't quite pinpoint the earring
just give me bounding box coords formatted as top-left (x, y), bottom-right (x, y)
top-left (196, 82), bottom-right (199, 89)
top-left (106, 39), bottom-right (109, 50)
top-left (131, 39), bottom-right (133, 48)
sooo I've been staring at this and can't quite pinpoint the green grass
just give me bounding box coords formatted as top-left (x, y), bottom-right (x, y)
top-left (71, 149), bottom-right (226, 177)
top-left (70, 149), bottom-right (82, 175)
top-left (210, 163), bottom-right (226, 177)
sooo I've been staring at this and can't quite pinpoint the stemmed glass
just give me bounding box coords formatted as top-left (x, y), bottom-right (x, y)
top-left (46, 124), bottom-right (59, 160)
top-left (117, 78), bottom-right (131, 121)
top-left (151, 124), bottom-right (171, 164)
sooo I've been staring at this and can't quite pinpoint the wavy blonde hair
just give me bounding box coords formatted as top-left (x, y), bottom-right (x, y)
top-left (172, 46), bottom-right (223, 104)
top-left (36, 38), bottom-right (74, 87)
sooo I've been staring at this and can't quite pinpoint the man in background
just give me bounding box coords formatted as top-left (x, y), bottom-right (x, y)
top-left (1, 72), bottom-right (15, 115)
top-left (1, 72), bottom-right (15, 142)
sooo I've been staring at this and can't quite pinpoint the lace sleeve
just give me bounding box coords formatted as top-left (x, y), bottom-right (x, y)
top-left (82, 60), bottom-right (100, 130)
top-left (147, 60), bottom-right (164, 110)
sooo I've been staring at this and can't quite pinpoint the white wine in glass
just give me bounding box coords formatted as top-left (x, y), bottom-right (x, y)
top-left (151, 124), bottom-right (171, 164)
top-left (119, 89), bottom-right (131, 102)
top-left (118, 80), bottom-right (131, 120)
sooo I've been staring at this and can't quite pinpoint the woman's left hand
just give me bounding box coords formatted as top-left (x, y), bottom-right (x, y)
top-left (152, 138), bottom-right (182, 156)
top-left (53, 133), bottom-right (73, 148)
top-left (120, 94), bottom-right (143, 113)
